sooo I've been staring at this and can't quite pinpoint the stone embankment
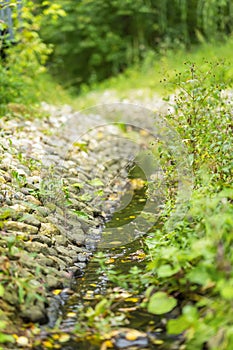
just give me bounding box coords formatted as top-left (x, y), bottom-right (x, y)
top-left (0, 102), bottom-right (158, 329)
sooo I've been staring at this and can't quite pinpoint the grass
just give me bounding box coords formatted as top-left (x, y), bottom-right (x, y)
top-left (62, 37), bottom-right (233, 110)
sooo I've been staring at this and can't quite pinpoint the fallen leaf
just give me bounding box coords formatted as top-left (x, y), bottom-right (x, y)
top-left (58, 334), bottom-right (70, 343)
top-left (52, 289), bottom-right (62, 295)
top-left (16, 336), bottom-right (29, 347)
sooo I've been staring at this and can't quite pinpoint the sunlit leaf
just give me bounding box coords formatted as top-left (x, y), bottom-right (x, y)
top-left (52, 289), bottom-right (62, 295)
top-left (0, 285), bottom-right (4, 297)
top-left (157, 264), bottom-right (180, 278)
top-left (89, 178), bottom-right (104, 187)
top-left (147, 292), bottom-right (177, 315)
top-left (58, 334), bottom-right (70, 343)
top-left (16, 336), bottom-right (29, 346)
top-left (125, 329), bottom-right (145, 341)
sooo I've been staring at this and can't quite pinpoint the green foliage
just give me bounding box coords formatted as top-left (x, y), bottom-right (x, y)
top-left (86, 61), bottom-right (233, 349)
top-left (39, 0), bottom-right (233, 88)
top-left (0, 0), bottom-right (65, 115)
top-left (147, 291), bottom-right (177, 315)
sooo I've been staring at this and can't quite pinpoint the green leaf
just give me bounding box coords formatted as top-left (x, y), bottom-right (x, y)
top-left (94, 299), bottom-right (109, 316)
top-left (89, 178), bottom-right (104, 187)
top-left (187, 266), bottom-right (210, 285)
top-left (167, 316), bottom-right (189, 334)
top-left (0, 333), bottom-right (15, 344)
top-left (73, 210), bottom-right (89, 220)
top-left (0, 285), bottom-right (4, 298)
top-left (147, 292), bottom-right (177, 315)
top-left (157, 264), bottom-right (180, 278)
top-left (78, 194), bottom-right (92, 202)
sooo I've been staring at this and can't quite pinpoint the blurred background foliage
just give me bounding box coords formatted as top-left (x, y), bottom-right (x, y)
top-left (37, 0), bottom-right (233, 88)
top-left (0, 0), bottom-right (233, 109)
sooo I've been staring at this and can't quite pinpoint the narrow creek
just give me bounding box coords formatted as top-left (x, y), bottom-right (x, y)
top-left (39, 164), bottom-right (182, 350)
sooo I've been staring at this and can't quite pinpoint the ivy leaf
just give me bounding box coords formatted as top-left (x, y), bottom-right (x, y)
top-left (147, 292), bottom-right (177, 315)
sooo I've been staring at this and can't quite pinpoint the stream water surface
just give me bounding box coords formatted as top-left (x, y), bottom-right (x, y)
top-left (39, 165), bottom-right (182, 350)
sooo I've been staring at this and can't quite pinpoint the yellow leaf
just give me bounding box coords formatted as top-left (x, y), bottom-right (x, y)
top-left (59, 334), bottom-right (70, 343)
top-left (125, 297), bottom-right (139, 302)
top-left (140, 129), bottom-right (149, 136)
top-left (153, 339), bottom-right (164, 345)
top-left (66, 312), bottom-right (76, 318)
top-left (52, 334), bottom-right (60, 340)
top-left (52, 289), bottom-right (62, 295)
top-left (101, 340), bottom-right (114, 350)
top-left (125, 329), bottom-right (145, 341)
top-left (43, 340), bottom-right (54, 348)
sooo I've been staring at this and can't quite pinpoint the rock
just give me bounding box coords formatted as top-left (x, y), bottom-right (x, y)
top-left (36, 255), bottom-right (55, 267)
top-left (77, 252), bottom-right (89, 262)
top-left (68, 266), bottom-right (83, 278)
top-left (20, 187), bottom-right (30, 195)
top-left (24, 241), bottom-right (50, 255)
top-left (32, 235), bottom-right (52, 247)
top-left (53, 235), bottom-right (68, 246)
top-left (24, 195), bottom-right (42, 206)
top-left (3, 173), bottom-right (11, 182)
top-left (20, 304), bottom-right (48, 324)
top-left (39, 222), bottom-right (60, 236)
top-left (49, 256), bottom-right (66, 270)
top-left (68, 244), bottom-right (83, 253)
top-left (36, 206), bottom-right (50, 217)
top-left (66, 229), bottom-right (85, 245)
top-left (46, 275), bottom-right (63, 290)
top-left (13, 192), bottom-right (24, 200)
top-left (10, 203), bottom-right (30, 213)
top-left (20, 213), bottom-right (41, 227)
top-left (4, 221), bottom-right (38, 234)
top-left (0, 175), bottom-right (6, 184)
top-left (74, 262), bottom-right (86, 269)
top-left (55, 246), bottom-right (74, 258)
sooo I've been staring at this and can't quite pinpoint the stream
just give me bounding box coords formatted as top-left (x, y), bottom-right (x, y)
top-left (39, 164), bottom-right (182, 350)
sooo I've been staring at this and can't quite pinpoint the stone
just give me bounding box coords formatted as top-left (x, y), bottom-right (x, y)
top-left (10, 203), bottom-right (30, 213)
top-left (66, 229), bottom-right (85, 245)
top-left (36, 206), bottom-right (50, 217)
top-left (24, 241), bottom-right (50, 255)
top-left (24, 195), bottom-right (42, 206)
top-left (45, 275), bottom-right (63, 290)
top-left (20, 213), bottom-right (41, 227)
top-left (77, 252), bottom-right (89, 262)
top-left (53, 235), bottom-right (68, 246)
top-left (39, 222), bottom-right (60, 236)
top-left (20, 187), bottom-right (30, 195)
top-left (74, 262), bottom-right (86, 269)
top-left (67, 266), bottom-right (83, 278)
top-left (55, 246), bottom-right (74, 258)
top-left (0, 176), bottom-right (6, 184)
top-left (48, 256), bottom-right (66, 270)
top-left (67, 244), bottom-right (83, 253)
top-left (20, 304), bottom-right (47, 324)
top-left (36, 256), bottom-right (55, 267)
top-left (32, 235), bottom-right (52, 247)
top-left (4, 221), bottom-right (38, 234)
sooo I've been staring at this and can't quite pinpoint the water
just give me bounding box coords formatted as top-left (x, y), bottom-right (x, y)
top-left (39, 165), bottom-right (182, 350)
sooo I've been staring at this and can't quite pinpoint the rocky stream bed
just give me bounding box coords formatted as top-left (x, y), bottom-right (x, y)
top-left (0, 99), bottom-right (175, 348)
